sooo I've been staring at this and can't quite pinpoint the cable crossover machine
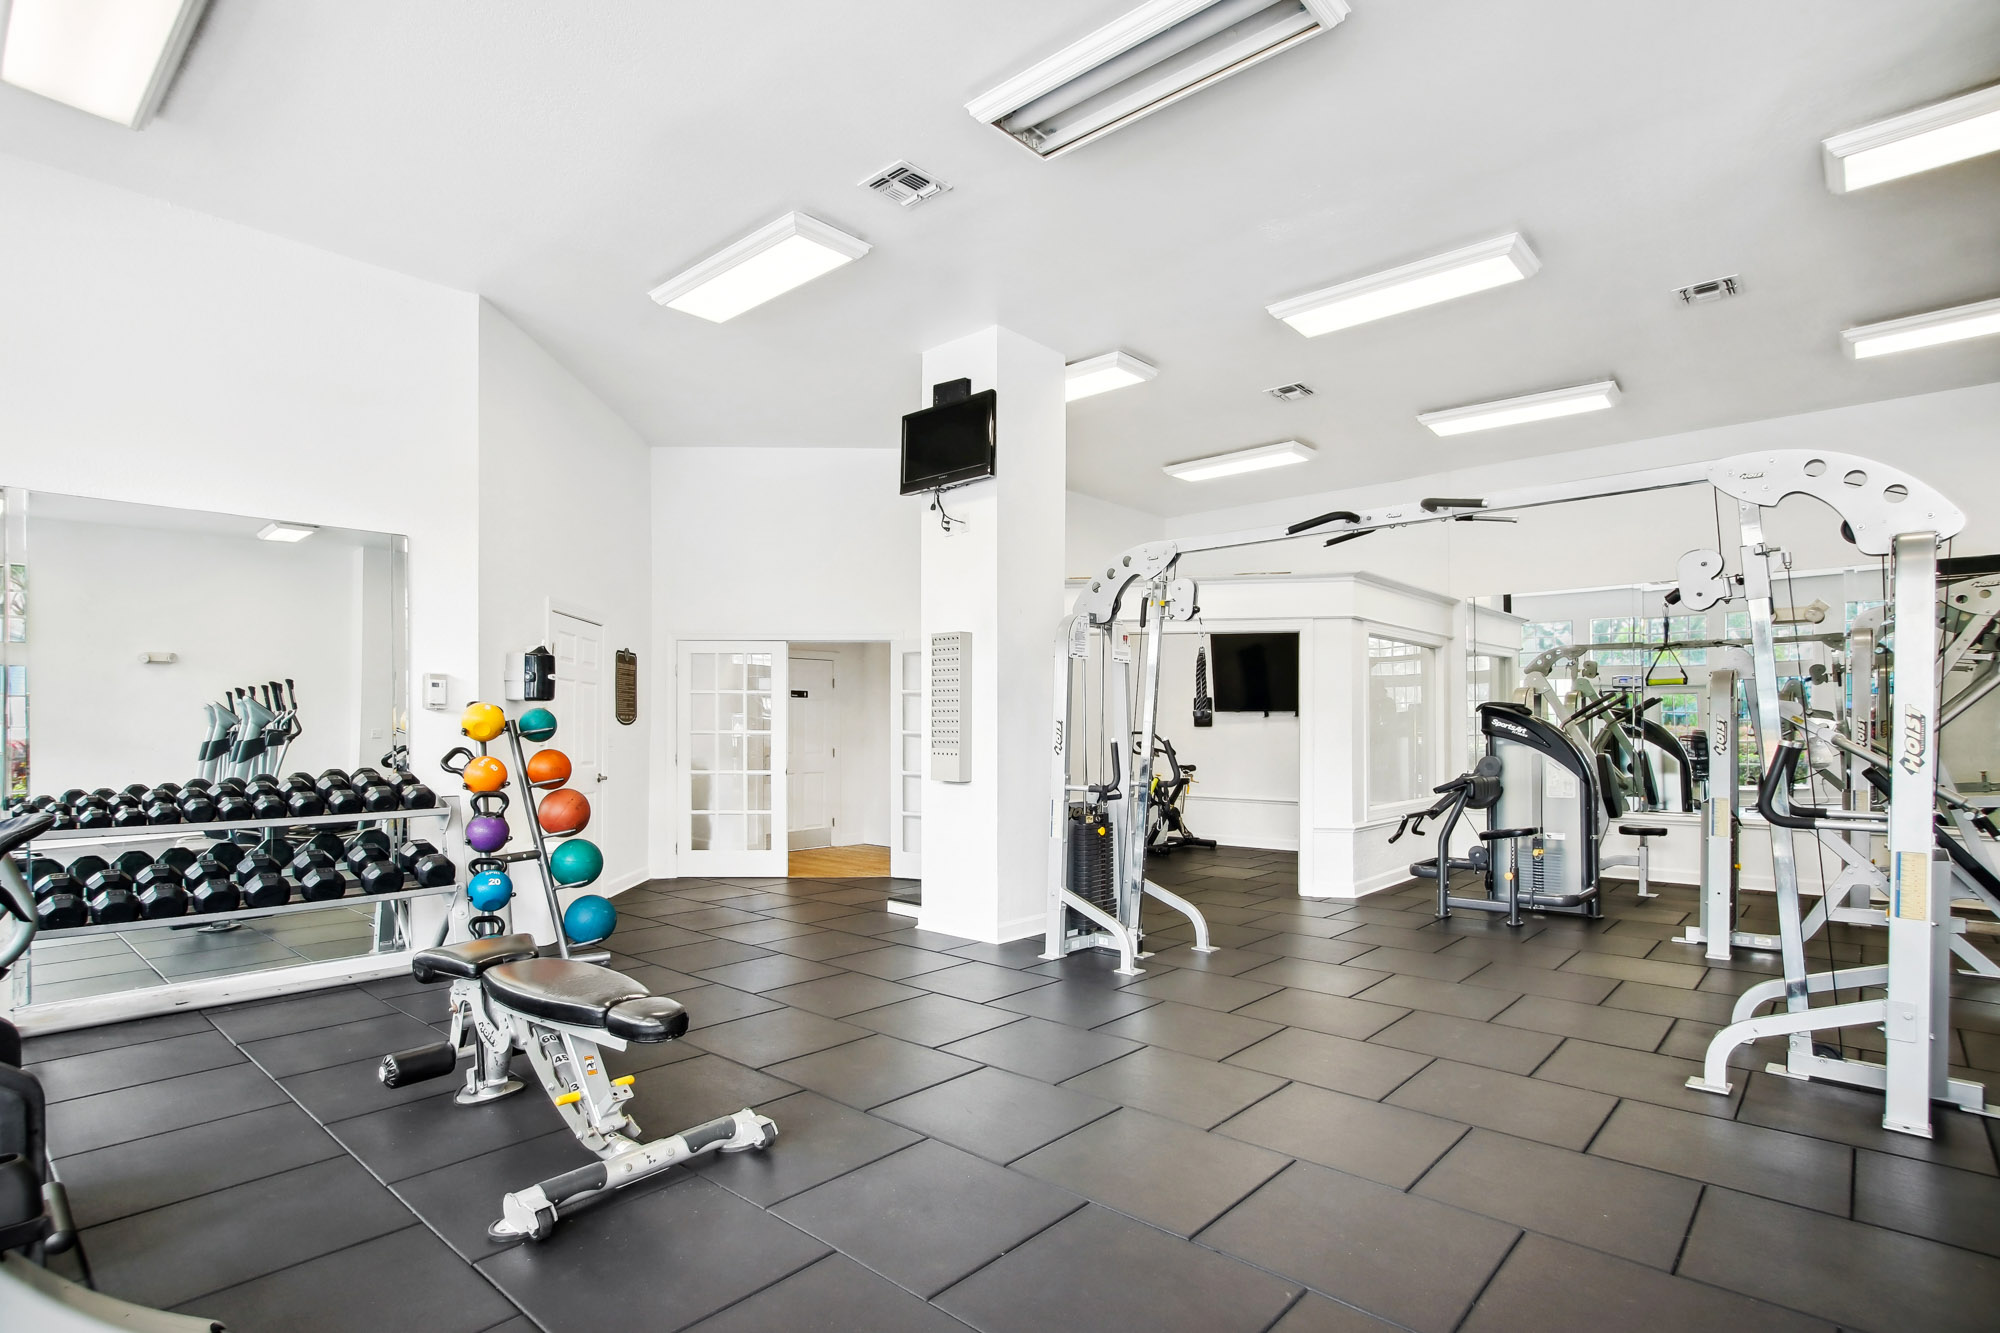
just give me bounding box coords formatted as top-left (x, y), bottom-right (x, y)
top-left (1047, 449), bottom-right (1988, 1138)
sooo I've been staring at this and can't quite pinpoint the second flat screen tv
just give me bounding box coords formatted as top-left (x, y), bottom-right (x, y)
top-left (901, 389), bottom-right (996, 494)
top-left (1212, 632), bottom-right (1300, 714)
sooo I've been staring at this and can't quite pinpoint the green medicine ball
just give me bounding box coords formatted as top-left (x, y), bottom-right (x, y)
top-left (548, 837), bottom-right (603, 887)
top-left (517, 707), bottom-right (558, 743)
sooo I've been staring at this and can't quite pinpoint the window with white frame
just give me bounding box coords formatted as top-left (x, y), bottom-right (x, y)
top-left (1368, 635), bottom-right (1432, 807)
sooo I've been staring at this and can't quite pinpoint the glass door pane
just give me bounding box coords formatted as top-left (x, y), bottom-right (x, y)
top-left (680, 644), bottom-right (787, 874)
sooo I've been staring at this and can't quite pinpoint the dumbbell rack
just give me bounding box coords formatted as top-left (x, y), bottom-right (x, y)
top-left (14, 806), bottom-right (454, 942)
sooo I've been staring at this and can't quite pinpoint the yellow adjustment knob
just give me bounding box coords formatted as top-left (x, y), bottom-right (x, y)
top-left (613, 1075), bottom-right (636, 1087)
top-left (554, 1090), bottom-right (582, 1106)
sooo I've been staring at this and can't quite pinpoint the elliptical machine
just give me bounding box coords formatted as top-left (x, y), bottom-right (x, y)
top-left (1145, 737), bottom-right (1216, 856)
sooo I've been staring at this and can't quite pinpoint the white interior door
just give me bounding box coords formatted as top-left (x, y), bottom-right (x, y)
top-left (890, 638), bottom-right (922, 880)
top-left (679, 642), bottom-right (788, 878)
top-left (549, 611), bottom-right (605, 858)
top-left (786, 656), bottom-right (838, 851)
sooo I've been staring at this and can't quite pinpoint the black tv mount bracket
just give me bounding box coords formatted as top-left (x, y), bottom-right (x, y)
top-left (932, 377), bottom-right (972, 406)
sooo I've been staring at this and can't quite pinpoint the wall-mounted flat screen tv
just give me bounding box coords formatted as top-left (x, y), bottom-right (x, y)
top-left (901, 389), bottom-right (996, 495)
top-left (1212, 632), bottom-right (1300, 714)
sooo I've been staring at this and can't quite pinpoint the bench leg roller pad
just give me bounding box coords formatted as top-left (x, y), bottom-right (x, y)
top-left (490, 1109), bottom-right (777, 1242)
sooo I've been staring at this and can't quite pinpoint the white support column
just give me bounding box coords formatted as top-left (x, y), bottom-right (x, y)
top-left (917, 327), bottom-right (1065, 943)
top-left (1883, 531), bottom-right (1941, 1136)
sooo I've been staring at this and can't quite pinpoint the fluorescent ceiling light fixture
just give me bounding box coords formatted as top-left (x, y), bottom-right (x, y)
top-left (1065, 351), bottom-right (1158, 401)
top-left (647, 212), bottom-right (870, 322)
top-left (256, 521), bottom-right (317, 543)
top-left (1822, 84), bottom-right (2000, 192)
top-left (1841, 297), bottom-right (2000, 359)
top-left (1419, 380), bottom-right (1620, 437)
top-left (1268, 234), bottom-right (1540, 337)
top-left (968, 0), bottom-right (1350, 160)
top-left (1164, 439), bottom-right (1314, 481)
top-left (0, 0), bottom-right (208, 129)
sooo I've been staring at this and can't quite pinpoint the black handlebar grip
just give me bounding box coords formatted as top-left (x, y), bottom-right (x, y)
top-left (1287, 509), bottom-right (1360, 535)
top-left (1420, 497), bottom-right (1486, 512)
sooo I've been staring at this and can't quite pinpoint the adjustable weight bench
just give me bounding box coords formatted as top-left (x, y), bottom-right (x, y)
top-left (378, 934), bottom-right (777, 1242)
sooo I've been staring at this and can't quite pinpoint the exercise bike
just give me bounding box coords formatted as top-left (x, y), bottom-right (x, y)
top-left (0, 812), bottom-right (223, 1330)
top-left (1144, 738), bottom-right (1216, 855)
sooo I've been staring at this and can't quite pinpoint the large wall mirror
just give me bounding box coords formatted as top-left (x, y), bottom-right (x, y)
top-left (1, 487), bottom-right (418, 1010)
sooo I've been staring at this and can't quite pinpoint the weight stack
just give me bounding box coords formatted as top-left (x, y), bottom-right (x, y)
top-left (1067, 804), bottom-right (1117, 920)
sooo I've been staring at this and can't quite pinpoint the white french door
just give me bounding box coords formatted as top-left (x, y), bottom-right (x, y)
top-left (678, 642), bottom-right (789, 878)
top-left (889, 639), bottom-right (922, 880)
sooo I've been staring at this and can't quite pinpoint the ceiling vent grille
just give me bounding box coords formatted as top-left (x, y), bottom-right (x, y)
top-left (1265, 382), bottom-right (1314, 401)
top-left (861, 161), bottom-right (949, 207)
top-left (1674, 275), bottom-right (1740, 305)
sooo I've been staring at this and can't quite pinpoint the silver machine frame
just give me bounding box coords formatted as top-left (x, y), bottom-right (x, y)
top-left (1047, 449), bottom-right (1988, 1137)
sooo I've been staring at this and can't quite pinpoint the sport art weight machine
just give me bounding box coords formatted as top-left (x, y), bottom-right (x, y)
top-left (1048, 450), bottom-right (1984, 1138)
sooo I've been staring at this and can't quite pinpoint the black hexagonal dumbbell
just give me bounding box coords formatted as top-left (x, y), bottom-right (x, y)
top-left (81, 868), bottom-right (141, 924)
top-left (73, 801), bottom-right (113, 830)
top-left (250, 788), bottom-right (288, 821)
top-left (286, 788), bottom-right (325, 819)
top-left (323, 786), bottom-right (364, 817)
top-left (356, 859), bottom-right (405, 895)
top-left (30, 865), bottom-right (87, 931)
top-left (298, 865), bottom-right (356, 901)
top-left (114, 850), bottom-right (154, 879)
top-left (360, 783), bottom-right (402, 814)
top-left (184, 858), bottom-right (243, 914)
top-left (133, 862), bottom-right (190, 919)
top-left (395, 840), bottom-right (456, 887)
top-left (179, 792), bottom-right (219, 824)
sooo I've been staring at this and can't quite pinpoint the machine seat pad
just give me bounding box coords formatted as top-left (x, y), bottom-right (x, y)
top-left (1619, 824), bottom-right (1669, 838)
top-left (607, 996), bottom-right (689, 1044)
top-left (483, 958), bottom-right (662, 1033)
top-left (412, 933), bottom-right (540, 984)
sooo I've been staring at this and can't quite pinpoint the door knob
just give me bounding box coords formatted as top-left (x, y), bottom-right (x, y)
top-left (595, 774), bottom-right (608, 783)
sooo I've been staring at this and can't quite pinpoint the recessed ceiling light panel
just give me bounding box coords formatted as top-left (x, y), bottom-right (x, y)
top-left (1268, 234), bottom-right (1540, 337)
top-left (1418, 380), bottom-right (1620, 437)
top-left (256, 521), bottom-right (318, 543)
top-left (1163, 439), bottom-right (1315, 481)
top-left (1841, 297), bottom-right (2000, 359)
top-left (1822, 84), bottom-right (2000, 193)
top-left (648, 212), bottom-right (870, 323)
top-left (969, 0), bottom-right (1350, 160)
top-left (0, 0), bottom-right (209, 129)
top-left (1065, 351), bottom-right (1158, 401)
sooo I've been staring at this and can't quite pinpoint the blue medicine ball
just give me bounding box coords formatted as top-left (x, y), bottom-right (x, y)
top-left (562, 893), bottom-right (617, 944)
top-left (467, 869), bottom-right (514, 912)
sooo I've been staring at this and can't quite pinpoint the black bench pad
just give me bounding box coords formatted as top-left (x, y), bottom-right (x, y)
top-left (1619, 824), bottom-right (1669, 838)
top-left (483, 959), bottom-right (688, 1043)
top-left (412, 933), bottom-right (539, 984)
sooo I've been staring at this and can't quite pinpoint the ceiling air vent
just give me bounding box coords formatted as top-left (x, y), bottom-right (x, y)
top-left (1265, 382), bottom-right (1314, 401)
top-left (1674, 275), bottom-right (1740, 305)
top-left (861, 161), bottom-right (950, 208)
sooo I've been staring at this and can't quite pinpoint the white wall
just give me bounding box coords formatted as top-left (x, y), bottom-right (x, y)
top-left (0, 152), bottom-right (481, 793)
top-left (1156, 629), bottom-right (1300, 850)
top-left (26, 517), bottom-right (375, 793)
top-left (1166, 383), bottom-right (2000, 599)
top-left (1067, 490), bottom-right (1162, 583)
top-left (649, 446), bottom-right (919, 876)
top-left (477, 303), bottom-right (653, 901)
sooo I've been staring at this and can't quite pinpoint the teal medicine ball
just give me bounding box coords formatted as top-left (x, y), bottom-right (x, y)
top-left (562, 893), bottom-right (616, 944)
top-left (548, 837), bottom-right (603, 887)
top-left (517, 708), bottom-right (558, 744)
top-left (466, 869), bottom-right (513, 912)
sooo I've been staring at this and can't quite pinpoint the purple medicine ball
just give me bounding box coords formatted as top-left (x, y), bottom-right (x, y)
top-left (466, 814), bottom-right (510, 854)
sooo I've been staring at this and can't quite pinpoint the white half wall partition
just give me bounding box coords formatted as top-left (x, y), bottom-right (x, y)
top-left (1144, 574), bottom-right (1459, 898)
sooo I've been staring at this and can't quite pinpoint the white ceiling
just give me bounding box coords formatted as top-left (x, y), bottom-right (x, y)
top-left (1, 1), bottom-right (1995, 516)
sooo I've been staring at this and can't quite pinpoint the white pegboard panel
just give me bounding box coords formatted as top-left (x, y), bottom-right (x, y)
top-left (929, 631), bottom-right (970, 783)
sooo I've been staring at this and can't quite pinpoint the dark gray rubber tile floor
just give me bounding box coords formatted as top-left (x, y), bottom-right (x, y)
top-left (20, 850), bottom-right (2000, 1331)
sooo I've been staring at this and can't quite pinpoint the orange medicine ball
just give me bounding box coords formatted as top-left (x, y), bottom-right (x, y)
top-left (525, 748), bottom-right (572, 790)
top-left (538, 787), bottom-right (591, 835)
top-left (463, 755), bottom-right (508, 793)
